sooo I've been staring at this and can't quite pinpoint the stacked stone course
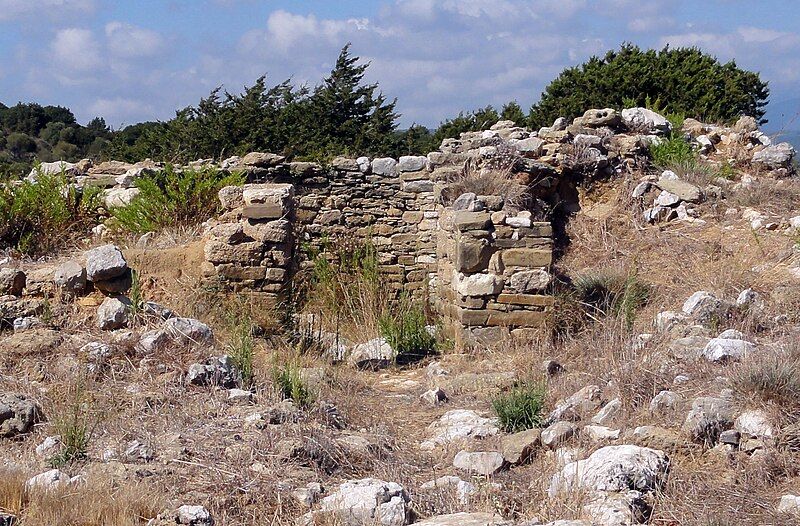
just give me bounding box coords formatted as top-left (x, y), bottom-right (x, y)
top-left (202, 183), bottom-right (294, 308)
top-left (434, 195), bottom-right (554, 345)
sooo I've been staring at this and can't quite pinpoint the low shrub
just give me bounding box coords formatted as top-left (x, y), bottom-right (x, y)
top-left (650, 134), bottom-right (697, 168)
top-left (0, 169), bottom-right (103, 255)
top-left (272, 359), bottom-right (313, 408)
top-left (49, 385), bottom-right (92, 468)
top-left (379, 303), bottom-right (437, 364)
top-left (444, 153), bottom-right (530, 211)
top-left (574, 270), bottom-right (650, 328)
top-left (111, 165), bottom-right (244, 233)
top-left (492, 382), bottom-right (547, 433)
top-left (731, 352), bottom-right (800, 418)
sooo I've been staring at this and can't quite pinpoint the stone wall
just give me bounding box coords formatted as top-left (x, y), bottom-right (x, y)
top-left (280, 155), bottom-right (438, 299)
top-left (433, 194), bottom-right (554, 346)
top-left (202, 183), bottom-right (294, 309)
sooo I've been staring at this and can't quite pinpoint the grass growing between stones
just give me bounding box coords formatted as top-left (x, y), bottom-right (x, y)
top-left (378, 302), bottom-right (438, 365)
top-left (226, 313), bottom-right (256, 389)
top-left (573, 269), bottom-right (650, 328)
top-left (492, 382), bottom-right (547, 433)
top-left (273, 358), bottom-right (314, 408)
top-left (48, 383), bottom-right (92, 468)
top-left (110, 165), bottom-right (244, 234)
top-left (0, 169), bottom-right (103, 255)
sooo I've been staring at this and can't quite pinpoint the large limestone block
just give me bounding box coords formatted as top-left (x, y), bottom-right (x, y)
top-left (501, 248), bottom-right (552, 268)
top-left (242, 184), bottom-right (293, 220)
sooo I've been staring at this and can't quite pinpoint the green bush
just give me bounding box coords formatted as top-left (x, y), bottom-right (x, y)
top-left (379, 303), bottom-right (437, 363)
top-left (574, 270), bottom-right (650, 328)
top-left (0, 169), bottom-right (102, 255)
top-left (272, 359), bottom-right (313, 408)
top-left (650, 134), bottom-right (697, 168)
top-left (529, 44), bottom-right (769, 128)
top-left (49, 385), bottom-right (92, 468)
top-left (492, 382), bottom-right (547, 433)
top-left (111, 165), bottom-right (244, 233)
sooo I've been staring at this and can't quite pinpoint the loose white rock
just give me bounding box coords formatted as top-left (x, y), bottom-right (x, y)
top-left (701, 338), bottom-right (756, 363)
top-left (316, 478), bottom-right (410, 526)
top-left (453, 451), bottom-right (506, 476)
top-left (548, 445), bottom-right (669, 497)
top-left (421, 410), bottom-right (499, 451)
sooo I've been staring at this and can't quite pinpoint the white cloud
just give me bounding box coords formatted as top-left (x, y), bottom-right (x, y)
top-left (51, 28), bottom-right (101, 72)
top-left (105, 22), bottom-right (165, 58)
top-left (88, 97), bottom-right (155, 125)
top-left (4, 0), bottom-right (798, 130)
top-left (250, 10), bottom-right (369, 51)
top-left (0, 0), bottom-right (94, 21)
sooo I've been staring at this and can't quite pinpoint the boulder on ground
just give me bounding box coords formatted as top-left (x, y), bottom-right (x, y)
top-left (0, 393), bottom-right (42, 438)
top-left (682, 291), bottom-right (730, 325)
top-left (622, 107), bottom-right (672, 134)
top-left (315, 478), bottom-right (411, 526)
top-left (421, 410), bottom-right (499, 450)
top-left (26, 469), bottom-right (71, 490)
top-left (752, 143), bottom-right (795, 168)
top-left (164, 317), bottom-right (214, 345)
top-left (701, 338), bottom-right (756, 363)
top-left (96, 296), bottom-right (130, 330)
top-left (548, 445), bottom-right (669, 496)
top-left (176, 505), bottom-right (214, 526)
top-left (683, 393), bottom-right (735, 445)
top-left (501, 428), bottom-right (542, 465)
top-left (0, 269), bottom-right (25, 296)
top-left (187, 355), bottom-right (241, 388)
top-left (778, 495), bottom-right (800, 515)
top-left (414, 513), bottom-right (512, 526)
top-left (85, 245), bottom-right (128, 282)
top-left (349, 337), bottom-right (395, 369)
top-left (53, 261), bottom-right (86, 293)
top-left (453, 450), bottom-right (506, 476)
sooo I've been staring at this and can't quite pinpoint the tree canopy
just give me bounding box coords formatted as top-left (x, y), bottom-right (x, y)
top-left (106, 44), bottom-right (400, 163)
top-left (529, 44), bottom-right (769, 128)
top-left (0, 102), bottom-right (111, 176)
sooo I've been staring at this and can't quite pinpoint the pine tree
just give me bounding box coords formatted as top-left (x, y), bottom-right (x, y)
top-left (501, 101), bottom-right (526, 125)
top-left (304, 44), bottom-right (399, 157)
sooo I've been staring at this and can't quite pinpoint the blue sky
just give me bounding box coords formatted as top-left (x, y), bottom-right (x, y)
top-left (1, 0), bottom-right (799, 132)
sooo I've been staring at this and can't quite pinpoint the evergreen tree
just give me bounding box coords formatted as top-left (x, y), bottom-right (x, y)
top-left (529, 44), bottom-right (769, 128)
top-left (429, 106), bottom-right (500, 149)
top-left (303, 44), bottom-right (399, 157)
top-left (501, 101), bottom-right (526, 125)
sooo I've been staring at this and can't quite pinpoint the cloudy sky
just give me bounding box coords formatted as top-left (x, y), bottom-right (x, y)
top-left (1, 0), bottom-right (799, 131)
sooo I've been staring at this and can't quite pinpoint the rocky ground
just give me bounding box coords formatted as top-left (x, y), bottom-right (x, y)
top-left (3, 113), bottom-right (800, 526)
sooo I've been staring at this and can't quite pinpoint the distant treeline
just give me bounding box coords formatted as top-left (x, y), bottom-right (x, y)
top-left (0, 43), bottom-right (769, 176)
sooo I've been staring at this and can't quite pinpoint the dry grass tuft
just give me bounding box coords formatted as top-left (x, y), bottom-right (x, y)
top-left (730, 346), bottom-right (800, 420)
top-left (443, 160), bottom-right (529, 211)
top-left (0, 469), bottom-right (163, 526)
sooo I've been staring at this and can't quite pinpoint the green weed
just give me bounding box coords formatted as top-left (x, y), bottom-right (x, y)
top-left (111, 165), bottom-right (244, 233)
top-left (378, 302), bottom-right (437, 364)
top-left (0, 168), bottom-right (102, 255)
top-left (492, 382), bottom-right (547, 433)
top-left (48, 384), bottom-right (92, 468)
top-left (272, 359), bottom-right (313, 408)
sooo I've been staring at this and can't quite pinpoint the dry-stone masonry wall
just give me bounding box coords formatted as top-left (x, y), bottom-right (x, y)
top-left (434, 194), bottom-right (554, 346)
top-left (202, 184), bottom-right (294, 309)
